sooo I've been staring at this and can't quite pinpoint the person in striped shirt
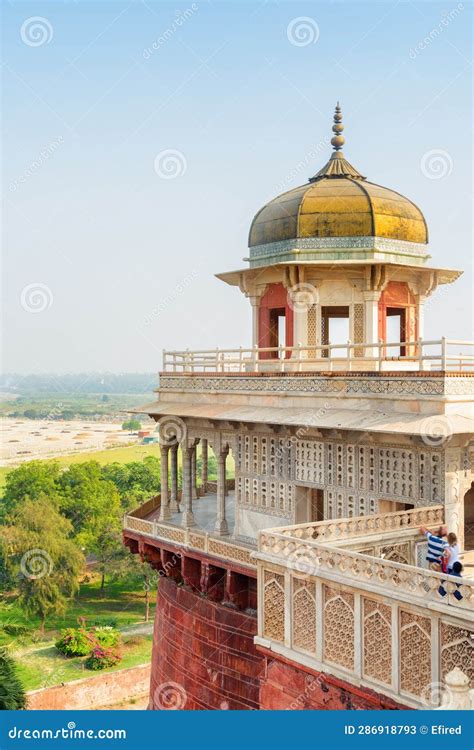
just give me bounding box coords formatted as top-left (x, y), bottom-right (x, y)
top-left (419, 525), bottom-right (448, 570)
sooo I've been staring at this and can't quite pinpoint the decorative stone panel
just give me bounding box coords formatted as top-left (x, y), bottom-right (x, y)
top-left (263, 571), bottom-right (285, 643)
top-left (292, 578), bottom-right (317, 653)
top-left (399, 611), bottom-right (431, 698)
top-left (323, 586), bottom-right (355, 671)
top-left (362, 598), bottom-right (392, 686)
top-left (440, 622), bottom-right (474, 684)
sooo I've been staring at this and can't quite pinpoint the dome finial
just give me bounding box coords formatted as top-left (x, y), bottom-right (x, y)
top-left (331, 102), bottom-right (345, 152)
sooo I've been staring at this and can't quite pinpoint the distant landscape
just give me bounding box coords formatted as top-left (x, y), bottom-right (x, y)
top-left (0, 373), bottom-right (157, 422)
top-left (0, 373), bottom-right (166, 706)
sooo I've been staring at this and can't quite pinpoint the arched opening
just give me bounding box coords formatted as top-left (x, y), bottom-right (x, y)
top-left (258, 283), bottom-right (293, 358)
top-left (378, 281), bottom-right (417, 357)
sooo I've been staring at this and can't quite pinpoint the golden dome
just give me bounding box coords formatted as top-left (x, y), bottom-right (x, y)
top-left (249, 105), bottom-right (428, 249)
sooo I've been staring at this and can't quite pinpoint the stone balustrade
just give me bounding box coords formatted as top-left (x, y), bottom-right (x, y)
top-left (263, 505), bottom-right (444, 543)
top-left (162, 338), bottom-right (474, 373)
top-left (123, 514), bottom-right (256, 570)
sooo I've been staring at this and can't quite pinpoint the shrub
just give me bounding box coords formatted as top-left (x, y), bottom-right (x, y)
top-left (55, 628), bottom-right (93, 657)
top-left (1, 623), bottom-right (30, 637)
top-left (93, 626), bottom-right (121, 648)
top-left (85, 645), bottom-right (121, 671)
top-left (0, 648), bottom-right (26, 709)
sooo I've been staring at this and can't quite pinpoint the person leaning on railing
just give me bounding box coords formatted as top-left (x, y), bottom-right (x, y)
top-left (438, 561), bottom-right (464, 602)
top-left (419, 524), bottom-right (448, 571)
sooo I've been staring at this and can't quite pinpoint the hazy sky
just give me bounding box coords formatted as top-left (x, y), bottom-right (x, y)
top-left (3, 0), bottom-right (473, 374)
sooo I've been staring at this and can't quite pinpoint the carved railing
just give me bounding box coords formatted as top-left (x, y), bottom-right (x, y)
top-left (123, 514), bottom-right (256, 570)
top-left (263, 505), bottom-right (444, 544)
top-left (162, 338), bottom-right (474, 373)
top-left (258, 533), bottom-right (473, 611)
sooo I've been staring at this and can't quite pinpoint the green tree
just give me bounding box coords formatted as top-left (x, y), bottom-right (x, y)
top-left (1, 461), bottom-right (62, 519)
top-left (57, 462), bottom-right (121, 538)
top-left (2, 496), bottom-right (84, 632)
top-left (102, 456), bottom-right (161, 509)
top-left (0, 649), bottom-right (26, 709)
top-left (121, 418), bottom-right (141, 432)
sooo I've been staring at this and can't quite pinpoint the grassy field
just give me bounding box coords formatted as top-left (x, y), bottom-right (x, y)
top-left (1, 576), bottom-right (156, 690)
top-left (0, 578), bottom-right (155, 646)
top-left (15, 634), bottom-right (153, 691)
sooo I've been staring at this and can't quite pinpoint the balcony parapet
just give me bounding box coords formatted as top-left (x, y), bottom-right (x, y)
top-left (162, 339), bottom-right (474, 374)
top-left (123, 513), bottom-right (256, 571)
top-left (263, 505), bottom-right (444, 545)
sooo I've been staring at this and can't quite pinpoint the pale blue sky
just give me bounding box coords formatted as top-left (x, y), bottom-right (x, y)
top-left (3, 0), bottom-right (472, 373)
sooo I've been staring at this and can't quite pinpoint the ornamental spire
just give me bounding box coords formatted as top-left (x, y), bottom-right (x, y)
top-left (309, 102), bottom-right (366, 181)
top-left (331, 101), bottom-right (345, 152)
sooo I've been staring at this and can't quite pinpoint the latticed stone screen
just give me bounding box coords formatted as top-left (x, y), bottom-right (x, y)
top-left (323, 585), bottom-right (355, 670)
top-left (263, 570), bottom-right (285, 643)
top-left (362, 598), bottom-right (392, 686)
top-left (400, 611), bottom-right (432, 697)
top-left (307, 304), bottom-right (317, 354)
top-left (353, 303), bottom-right (364, 356)
top-left (380, 542), bottom-right (411, 565)
top-left (440, 622), bottom-right (474, 684)
top-left (292, 578), bottom-right (317, 653)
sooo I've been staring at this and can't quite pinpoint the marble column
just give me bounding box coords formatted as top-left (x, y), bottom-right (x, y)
top-left (191, 442), bottom-right (198, 500)
top-left (215, 447), bottom-right (229, 535)
top-left (159, 445), bottom-right (171, 521)
top-left (181, 443), bottom-right (196, 528)
top-left (169, 443), bottom-right (179, 513)
top-left (201, 438), bottom-right (208, 495)
top-left (362, 291), bottom-right (381, 358)
top-left (249, 296), bottom-right (260, 348)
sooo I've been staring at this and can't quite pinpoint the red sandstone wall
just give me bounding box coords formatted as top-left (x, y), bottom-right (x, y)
top-left (259, 652), bottom-right (407, 711)
top-left (27, 664), bottom-right (151, 710)
top-left (150, 577), bottom-right (263, 710)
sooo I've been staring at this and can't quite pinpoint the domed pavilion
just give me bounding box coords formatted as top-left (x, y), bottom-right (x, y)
top-left (218, 104), bottom-right (460, 361)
